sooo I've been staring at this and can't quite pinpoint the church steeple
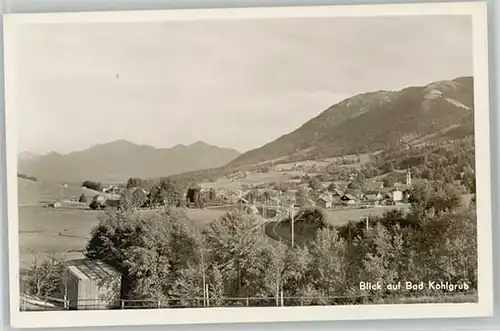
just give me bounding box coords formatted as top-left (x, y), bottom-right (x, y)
top-left (406, 168), bottom-right (412, 187)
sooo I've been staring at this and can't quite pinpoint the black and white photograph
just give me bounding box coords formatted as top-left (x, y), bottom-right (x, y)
top-left (3, 2), bottom-right (492, 328)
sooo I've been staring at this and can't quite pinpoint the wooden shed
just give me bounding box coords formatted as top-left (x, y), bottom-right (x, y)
top-left (64, 259), bottom-right (121, 310)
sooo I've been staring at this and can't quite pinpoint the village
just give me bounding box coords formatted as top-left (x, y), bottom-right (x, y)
top-left (24, 156), bottom-right (475, 311)
top-left (42, 150), bottom-right (474, 228)
top-left (66, 163), bottom-right (419, 217)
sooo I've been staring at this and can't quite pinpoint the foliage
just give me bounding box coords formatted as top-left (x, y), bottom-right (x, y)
top-left (307, 227), bottom-right (347, 296)
top-left (89, 200), bottom-right (103, 210)
top-left (308, 177), bottom-right (323, 191)
top-left (408, 182), bottom-right (461, 220)
top-left (82, 181), bottom-right (102, 191)
top-left (119, 188), bottom-right (149, 210)
top-left (24, 256), bottom-right (65, 298)
top-left (347, 179), bottom-right (363, 190)
top-left (83, 176), bottom-right (476, 305)
top-left (383, 176), bottom-right (396, 188)
top-left (148, 180), bottom-right (183, 208)
top-left (203, 211), bottom-right (266, 298)
top-left (85, 208), bottom-right (199, 300)
top-left (126, 178), bottom-right (148, 189)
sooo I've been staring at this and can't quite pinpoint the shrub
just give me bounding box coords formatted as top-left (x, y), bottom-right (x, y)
top-left (82, 181), bottom-right (102, 191)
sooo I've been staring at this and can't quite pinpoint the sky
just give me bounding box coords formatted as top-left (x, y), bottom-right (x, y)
top-left (10, 15), bottom-right (473, 155)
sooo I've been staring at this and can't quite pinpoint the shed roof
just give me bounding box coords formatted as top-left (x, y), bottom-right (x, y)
top-left (342, 193), bottom-right (357, 200)
top-left (66, 259), bottom-right (121, 281)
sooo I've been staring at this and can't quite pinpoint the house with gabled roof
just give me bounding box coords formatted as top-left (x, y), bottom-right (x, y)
top-left (316, 193), bottom-right (333, 209)
top-left (340, 193), bottom-right (357, 205)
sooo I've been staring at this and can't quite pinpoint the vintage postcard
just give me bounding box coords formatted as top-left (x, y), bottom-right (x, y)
top-left (3, 1), bottom-right (492, 328)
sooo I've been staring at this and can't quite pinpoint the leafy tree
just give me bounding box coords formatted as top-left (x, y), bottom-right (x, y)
top-left (415, 209), bottom-right (477, 289)
top-left (170, 263), bottom-right (205, 307)
top-left (308, 177), bottom-right (323, 191)
top-left (256, 241), bottom-right (288, 300)
top-left (204, 211), bottom-right (266, 298)
top-left (85, 208), bottom-right (199, 301)
top-left (281, 246), bottom-right (311, 298)
top-left (355, 224), bottom-right (399, 297)
top-left (347, 179), bottom-right (363, 190)
top-left (409, 182), bottom-right (461, 220)
top-left (126, 178), bottom-right (144, 189)
top-left (89, 200), bottom-right (103, 210)
top-left (308, 227), bottom-right (347, 297)
top-left (383, 176), bottom-right (396, 188)
top-left (149, 180), bottom-right (182, 207)
top-left (327, 182), bottom-right (339, 192)
top-left (131, 188), bottom-right (148, 208)
top-left (206, 263), bottom-right (225, 306)
top-left (82, 181), bottom-right (102, 191)
top-left (24, 256), bottom-right (65, 298)
top-left (462, 165), bottom-right (476, 194)
top-left (119, 189), bottom-right (134, 210)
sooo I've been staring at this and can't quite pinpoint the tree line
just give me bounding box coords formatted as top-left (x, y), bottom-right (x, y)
top-left (23, 180), bottom-right (476, 306)
top-left (81, 181), bottom-right (475, 306)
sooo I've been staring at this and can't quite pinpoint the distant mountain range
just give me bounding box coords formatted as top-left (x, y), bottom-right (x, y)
top-left (18, 77), bottom-right (474, 183)
top-left (18, 140), bottom-right (240, 183)
top-left (230, 77), bottom-right (474, 166)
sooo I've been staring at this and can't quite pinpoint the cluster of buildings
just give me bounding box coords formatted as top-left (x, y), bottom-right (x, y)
top-left (313, 169), bottom-right (414, 209)
top-left (222, 168), bottom-right (417, 212)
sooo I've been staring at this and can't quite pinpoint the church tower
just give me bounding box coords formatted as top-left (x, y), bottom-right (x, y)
top-left (406, 168), bottom-right (412, 187)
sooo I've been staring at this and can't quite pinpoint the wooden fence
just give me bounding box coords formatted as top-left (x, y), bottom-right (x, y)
top-left (20, 291), bottom-right (477, 311)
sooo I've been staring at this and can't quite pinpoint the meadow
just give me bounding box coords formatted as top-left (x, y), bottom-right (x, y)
top-left (266, 205), bottom-right (412, 245)
top-left (200, 170), bottom-right (299, 190)
top-left (18, 205), bottom-right (235, 269)
top-left (18, 177), bottom-right (101, 206)
top-left (323, 205), bottom-right (411, 226)
top-left (19, 206), bottom-right (99, 269)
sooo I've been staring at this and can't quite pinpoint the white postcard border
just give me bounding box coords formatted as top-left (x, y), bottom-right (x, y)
top-left (3, 1), bottom-right (492, 328)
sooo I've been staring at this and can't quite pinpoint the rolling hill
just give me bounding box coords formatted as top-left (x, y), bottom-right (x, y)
top-left (230, 77), bottom-right (474, 166)
top-left (18, 140), bottom-right (241, 183)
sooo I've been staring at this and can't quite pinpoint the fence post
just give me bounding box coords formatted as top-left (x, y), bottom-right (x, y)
top-left (206, 284), bottom-right (210, 307)
top-left (280, 290), bottom-right (284, 307)
top-left (121, 300), bottom-right (124, 309)
top-left (276, 282), bottom-right (279, 306)
top-left (246, 298), bottom-right (249, 307)
top-left (157, 300), bottom-right (161, 309)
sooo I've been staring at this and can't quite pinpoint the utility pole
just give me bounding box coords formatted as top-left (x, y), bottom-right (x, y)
top-left (290, 208), bottom-right (294, 248)
top-left (198, 228), bottom-right (207, 307)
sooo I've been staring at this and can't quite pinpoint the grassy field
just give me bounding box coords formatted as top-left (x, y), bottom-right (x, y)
top-left (266, 205), bottom-right (411, 245)
top-left (19, 206), bottom-right (100, 269)
top-left (18, 178), bottom-right (101, 206)
top-left (14, 202), bottom-right (427, 268)
top-left (200, 170), bottom-right (298, 190)
top-left (18, 205), bottom-right (235, 269)
top-left (323, 205), bottom-right (410, 226)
